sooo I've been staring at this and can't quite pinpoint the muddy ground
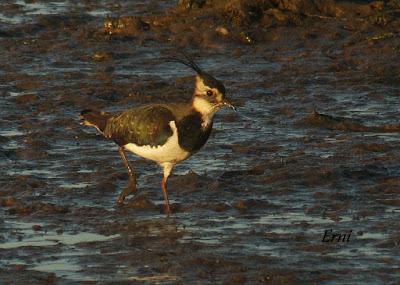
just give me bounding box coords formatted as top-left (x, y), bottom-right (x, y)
top-left (1, 0), bottom-right (400, 284)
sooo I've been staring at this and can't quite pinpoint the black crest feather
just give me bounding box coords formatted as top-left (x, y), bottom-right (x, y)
top-left (164, 51), bottom-right (226, 94)
top-left (165, 50), bottom-right (204, 75)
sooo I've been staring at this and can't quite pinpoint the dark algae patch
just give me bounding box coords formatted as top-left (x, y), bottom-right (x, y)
top-left (302, 109), bottom-right (400, 132)
top-left (1, 0), bottom-right (400, 284)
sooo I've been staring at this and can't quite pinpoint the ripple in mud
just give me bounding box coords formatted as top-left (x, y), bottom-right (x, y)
top-left (1, 0), bottom-right (400, 284)
top-left (0, 220), bottom-right (120, 281)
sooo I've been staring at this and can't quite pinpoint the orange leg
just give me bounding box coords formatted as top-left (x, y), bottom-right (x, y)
top-left (161, 177), bottom-right (171, 215)
top-left (117, 147), bottom-right (136, 205)
top-left (118, 147), bottom-right (134, 176)
top-left (161, 162), bottom-right (174, 215)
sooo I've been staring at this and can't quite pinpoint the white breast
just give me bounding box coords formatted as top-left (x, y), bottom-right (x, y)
top-left (124, 121), bottom-right (190, 164)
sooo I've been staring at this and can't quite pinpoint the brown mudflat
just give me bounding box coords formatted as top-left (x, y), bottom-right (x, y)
top-left (1, 0), bottom-right (399, 284)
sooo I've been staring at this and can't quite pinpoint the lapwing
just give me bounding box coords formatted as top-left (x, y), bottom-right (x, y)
top-left (80, 54), bottom-right (235, 215)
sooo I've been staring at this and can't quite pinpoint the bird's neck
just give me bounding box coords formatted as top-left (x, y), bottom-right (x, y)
top-left (191, 96), bottom-right (216, 129)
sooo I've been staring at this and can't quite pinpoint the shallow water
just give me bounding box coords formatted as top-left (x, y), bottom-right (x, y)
top-left (1, 0), bottom-right (400, 284)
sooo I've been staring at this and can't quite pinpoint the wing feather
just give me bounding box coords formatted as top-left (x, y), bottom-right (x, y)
top-left (104, 105), bottom-right (176, 147)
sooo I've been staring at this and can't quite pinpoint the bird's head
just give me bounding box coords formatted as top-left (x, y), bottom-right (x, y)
top-left (167, 53), bottom-right (235, 116)
top-left (193, 72), bottom-right (236, 113)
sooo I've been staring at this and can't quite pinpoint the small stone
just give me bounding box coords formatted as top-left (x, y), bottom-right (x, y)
top-left (215, 26), bottom-right (229, 36)
top-left (234, 200), bottom-right (247, 211)
top-left (92, 51), bottom-right (112, 62)
top-left (32, 224), bottom-right (42, 231)
top-left (1, 197), bottom-right (17, 207)
top-left (13, 264), bottom-right (26, 271)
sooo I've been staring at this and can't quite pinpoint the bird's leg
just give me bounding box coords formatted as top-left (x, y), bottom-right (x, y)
top-left (161, 177), bottom-right (171, 215)
top-left (161, 163), bottom-right (174, 215)
top-left (117, 146), bottom-right (137, 205)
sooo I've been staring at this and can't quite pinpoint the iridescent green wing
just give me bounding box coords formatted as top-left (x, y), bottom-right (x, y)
top-left (104, 105), bottom-right (175, 147)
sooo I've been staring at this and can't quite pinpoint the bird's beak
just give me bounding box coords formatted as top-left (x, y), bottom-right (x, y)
top-left (221, 99), bottom-right (236, 111)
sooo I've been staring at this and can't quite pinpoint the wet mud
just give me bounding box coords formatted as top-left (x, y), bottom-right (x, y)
top-left (1, 0), bottom-right (400, 284)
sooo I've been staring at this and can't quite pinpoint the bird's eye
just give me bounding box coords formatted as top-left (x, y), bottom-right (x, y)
top-left (206, 90), bottom-right (213, 97)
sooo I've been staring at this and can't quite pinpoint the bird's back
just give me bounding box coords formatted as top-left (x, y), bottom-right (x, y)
top-left (104, 104), bottom-right (177, 147)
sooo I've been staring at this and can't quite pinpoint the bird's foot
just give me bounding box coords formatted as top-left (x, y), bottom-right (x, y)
top-left (116, 177), bottom-right (137, 206)
top-left (164, 203), bottom-right (172, 216)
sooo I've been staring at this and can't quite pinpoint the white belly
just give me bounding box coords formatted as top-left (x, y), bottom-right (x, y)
top-left (124, 121), bottom-right (190, 164)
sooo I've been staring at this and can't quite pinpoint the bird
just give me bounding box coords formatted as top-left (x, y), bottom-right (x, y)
top-left (80, 53), bottom-right (235, 215)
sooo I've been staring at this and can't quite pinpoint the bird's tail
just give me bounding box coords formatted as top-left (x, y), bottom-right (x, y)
top-left (80, 109), bottom-right (111, 133)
